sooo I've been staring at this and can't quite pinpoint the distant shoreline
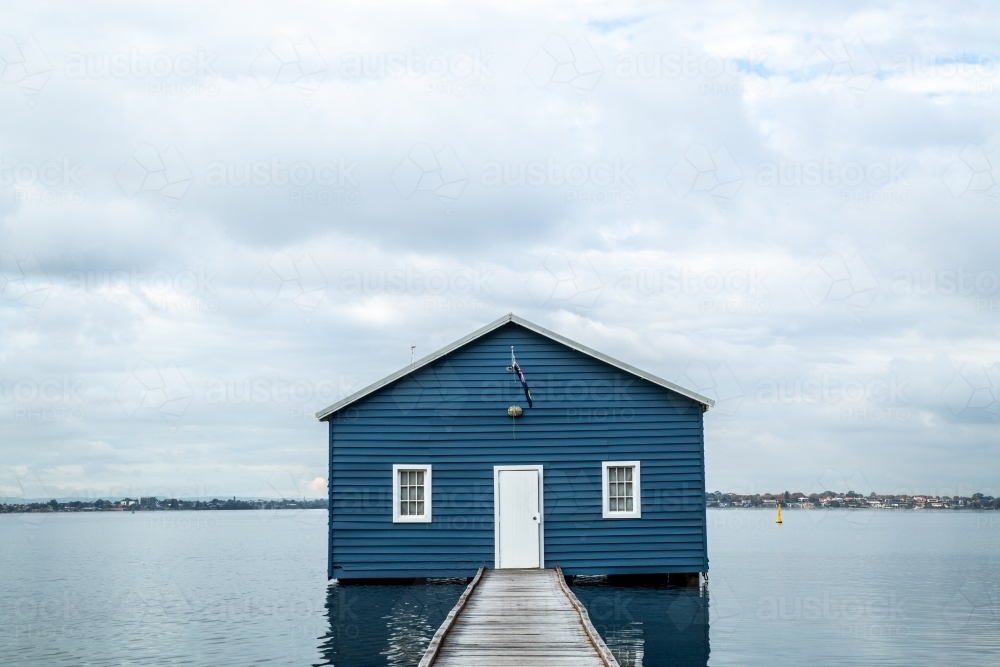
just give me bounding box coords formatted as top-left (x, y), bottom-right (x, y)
top-left (0, 497), bottom-right (328, 514)
top-left (706, 492), bottom-right (999, 511)
top-left (707, 506), bottom-right (999, 511)
top-left (4, 493), bottom-right (997, 514)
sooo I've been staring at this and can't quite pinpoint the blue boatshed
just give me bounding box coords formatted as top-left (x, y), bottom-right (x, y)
top-left (316, 313), bottom-right (714, 581)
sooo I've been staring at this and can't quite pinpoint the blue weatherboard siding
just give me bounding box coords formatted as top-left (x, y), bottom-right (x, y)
top-left (327, 322), bottom-right (707, 579)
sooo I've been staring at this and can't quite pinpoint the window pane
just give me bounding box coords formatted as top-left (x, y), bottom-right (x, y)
top-left (607, 465), bottom-right (636, 513)
top-left (397, 468), bottom-right (428, 518)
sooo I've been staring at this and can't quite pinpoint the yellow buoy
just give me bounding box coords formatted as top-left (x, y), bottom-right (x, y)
top-left (775, 503), bottom-right (783, 524)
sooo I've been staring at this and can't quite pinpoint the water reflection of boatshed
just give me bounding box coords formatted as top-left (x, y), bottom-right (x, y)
top-left (316, 313), bottom-right (714, 581)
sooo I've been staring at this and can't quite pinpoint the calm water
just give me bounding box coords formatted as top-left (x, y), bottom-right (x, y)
top-left (1, 509), bottom-right (997, 666)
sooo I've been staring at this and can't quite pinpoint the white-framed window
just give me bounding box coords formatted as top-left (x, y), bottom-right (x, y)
top-left (602, 461), bottom-right (641, 519)
top-left (392, 464), bottom-right (432, 523)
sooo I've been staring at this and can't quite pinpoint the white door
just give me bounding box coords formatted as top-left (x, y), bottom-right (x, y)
top-left (495, 467), bottom-right (542, 568)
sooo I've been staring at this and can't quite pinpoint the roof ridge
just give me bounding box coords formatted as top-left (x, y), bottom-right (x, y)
top-left (315, 314), bottom-right (713, 421)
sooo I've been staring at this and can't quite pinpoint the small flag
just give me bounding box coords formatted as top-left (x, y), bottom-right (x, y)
top-left (513, 360), bottom-right (533, 408)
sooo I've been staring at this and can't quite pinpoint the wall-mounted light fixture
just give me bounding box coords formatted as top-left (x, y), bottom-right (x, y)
top-left (507, 405), bottom-right (523, 417)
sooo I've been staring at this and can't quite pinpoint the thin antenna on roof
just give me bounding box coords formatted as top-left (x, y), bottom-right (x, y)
top-left (410, 345), bottom-right (416, 364)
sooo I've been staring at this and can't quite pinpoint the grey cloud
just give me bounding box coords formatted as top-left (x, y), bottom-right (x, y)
top-left (1, 2), bottom-right (999, 498)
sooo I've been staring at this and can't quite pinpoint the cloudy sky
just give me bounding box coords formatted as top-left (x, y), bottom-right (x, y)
top-left (1, 1), bottom-right (998, 501)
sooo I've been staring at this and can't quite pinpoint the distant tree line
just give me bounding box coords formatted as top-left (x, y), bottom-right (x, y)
top-left (0, 497), bottom-right (329, 513)
top-left (705, 490), bottom-right (999, 509)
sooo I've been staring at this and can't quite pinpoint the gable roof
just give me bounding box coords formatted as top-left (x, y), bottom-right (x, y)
top-left (316, 313), bottom-right (714, 421)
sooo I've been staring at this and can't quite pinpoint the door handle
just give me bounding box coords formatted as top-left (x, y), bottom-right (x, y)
top-left (533, 516), bottom-right (539, 521)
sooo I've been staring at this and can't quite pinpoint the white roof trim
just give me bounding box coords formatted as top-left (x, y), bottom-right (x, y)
top-left (316, 313), bottom-right (714, 421)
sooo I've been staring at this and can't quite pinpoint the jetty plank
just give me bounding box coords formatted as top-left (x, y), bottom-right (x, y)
top-left (420, 568), bottom-right (620, 667)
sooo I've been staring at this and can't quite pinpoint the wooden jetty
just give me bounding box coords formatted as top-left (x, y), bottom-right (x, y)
top-left (419, 567), bottom-right (620, 667)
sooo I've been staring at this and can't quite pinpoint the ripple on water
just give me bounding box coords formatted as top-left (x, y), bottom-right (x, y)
top-left (1, 509), bottom-right (998, 667)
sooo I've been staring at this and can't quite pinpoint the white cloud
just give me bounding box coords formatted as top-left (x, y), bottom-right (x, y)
top-left (250, 35), bottom-right (327, 95)
top-left (2, 1), bottom-right (999, 497)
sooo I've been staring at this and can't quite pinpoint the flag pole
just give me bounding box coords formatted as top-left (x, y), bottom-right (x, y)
top-left (511, 346), bottom-right (516, 439)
